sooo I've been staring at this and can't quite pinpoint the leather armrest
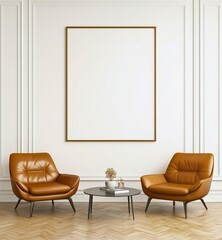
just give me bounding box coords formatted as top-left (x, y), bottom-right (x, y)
top-left (15, 181), bottom-right (29, 193)
top-left (189, 180), bottom-right (203, 192)
top-left (141, 174), bottom-right (167, 189)
top-left (189, 177), bottom-right (212, 193)
top-left (56, 174), bottom-right (80, 188)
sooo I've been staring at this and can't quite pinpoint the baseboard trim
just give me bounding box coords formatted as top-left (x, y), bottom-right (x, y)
top-left (2, 178), bottom-right (222, 202)
top-left (1, 189), bottom-right (222, 203)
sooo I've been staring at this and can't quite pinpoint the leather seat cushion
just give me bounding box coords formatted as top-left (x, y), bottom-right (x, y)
top-left (148, 183), bottom-right (193, 196)
top-left (27, 182), bottom-right (71, 196)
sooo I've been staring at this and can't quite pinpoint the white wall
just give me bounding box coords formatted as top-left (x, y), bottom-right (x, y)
top-left (0, 0), bottom-right (221, 202)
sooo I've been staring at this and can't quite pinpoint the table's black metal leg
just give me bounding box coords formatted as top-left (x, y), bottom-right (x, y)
top-left (87, 196), bottom-right (90, 219)
top-left (127, 196), bottom-right (130, 213)
top-left (88, 195), bottom-right (93, 219)
top-left (130, 196), bottom-right (135, 220)
top-left (90, 195), bottom-right (93, 214)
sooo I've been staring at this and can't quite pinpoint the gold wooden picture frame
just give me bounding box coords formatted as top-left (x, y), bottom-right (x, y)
top-left (66, 26), bottom-right (156, 142)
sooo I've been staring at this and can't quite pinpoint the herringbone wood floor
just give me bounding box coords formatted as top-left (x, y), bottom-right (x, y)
top-left (0, 201), bottom-right (221, 239)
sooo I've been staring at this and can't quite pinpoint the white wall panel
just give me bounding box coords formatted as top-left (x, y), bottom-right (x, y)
top-left (26, 0), bottom-right (194, 201)
top-left (200, 0), bottom-right (222, 179)
top-left (0, 1), bottom-right (22, 179)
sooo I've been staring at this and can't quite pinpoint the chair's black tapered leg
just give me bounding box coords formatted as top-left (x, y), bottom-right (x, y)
top-left (183, 202), bottom-right (187, 219)
top-left (52, 200), bottom-right (54, 206)
top-left (173, 201), bottom-right (175, 207)
top-left (200, 198), bottom-right (208, 210)
top-left (30, 202), bottom-right (35, 217)
top-left (68, 198), bottom-right (76, 212)
top-left (15, 199), bottom-right (21, 209)
top-left (145, 197), bottom-right (152, 212)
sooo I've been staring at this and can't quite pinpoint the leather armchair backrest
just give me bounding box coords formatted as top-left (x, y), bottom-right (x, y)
top-left (165, 153), bottom-right (214, 184)
top-left (9, 153), bottom-right (59, 184)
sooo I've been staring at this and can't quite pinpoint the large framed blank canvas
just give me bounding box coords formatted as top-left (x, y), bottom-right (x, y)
top-left (66, 26), bottom-right (156, 142)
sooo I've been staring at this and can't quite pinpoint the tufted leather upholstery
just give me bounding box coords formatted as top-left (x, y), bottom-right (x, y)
top-left (141, 153), bottom-right (214, 218)
top-left (9, 152), bottom-right (80, 217)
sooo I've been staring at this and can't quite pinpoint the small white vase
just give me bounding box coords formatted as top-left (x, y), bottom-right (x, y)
top-left (105, 180), bottom-right (117, 189)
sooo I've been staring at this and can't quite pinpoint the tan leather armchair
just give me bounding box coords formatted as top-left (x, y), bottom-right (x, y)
top-left (141, 153), bottom-right (214, 218)
top-left (9, 152), bottom-right (80, 217)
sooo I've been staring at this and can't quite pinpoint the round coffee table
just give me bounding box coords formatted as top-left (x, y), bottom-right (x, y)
top-left (84, 187), bottom-right (141, 220)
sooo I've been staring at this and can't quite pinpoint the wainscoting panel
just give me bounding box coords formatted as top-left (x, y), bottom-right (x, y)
top-left (0, 1), bottom-right (22, 180)
top-left (200, 0), bottom-right (222, 179)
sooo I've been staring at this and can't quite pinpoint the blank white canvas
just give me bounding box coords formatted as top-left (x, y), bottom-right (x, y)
top-left (66, 27), bottom-right (155, 141)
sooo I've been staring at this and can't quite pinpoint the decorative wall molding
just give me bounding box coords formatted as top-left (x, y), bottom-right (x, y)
top-left (17, 1), bottom-right (23, 154)
top-left (183, 0), bottom-right (194, 152)
top-left (200, 0), bottom-right (222, 178)
top-left (28, 0), bottom-right (34, 152)
top-left (0, 0), bottom-right (23, 178)
top-left (29, 0), bottom-right (194, 7)
top-left (2, 183), bottom-right (222, 203)
top-left (193, 0), bottom-right (201, 153)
